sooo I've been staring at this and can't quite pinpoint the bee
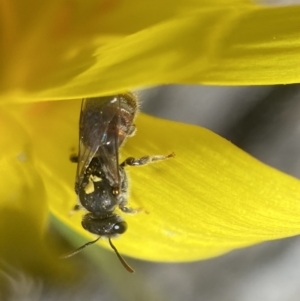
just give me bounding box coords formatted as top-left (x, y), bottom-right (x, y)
top-left (64, 93), bottom-right (174, 273)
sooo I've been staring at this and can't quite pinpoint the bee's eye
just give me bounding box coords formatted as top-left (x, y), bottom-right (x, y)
top-left (113, 222), bottom-right (127, 234)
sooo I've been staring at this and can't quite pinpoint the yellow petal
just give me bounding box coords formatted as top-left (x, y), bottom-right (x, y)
top-left (9, 100), bottom-right (300, 262)
top-left (0, 107), bottom-right (79, 280)
top-left (0, 110), bottom-right (49, 273)
top-left (122, 114), bottom-right (300, 261)
top-left (2, 2), bottom-right (300, 101)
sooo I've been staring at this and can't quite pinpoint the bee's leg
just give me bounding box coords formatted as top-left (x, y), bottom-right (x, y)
top-left (127, 124), bottom-right (136, 137)
top-left (73, 204), bottom-right (81, 211)
top-left (119, 201), bottom-right (141, 214)
top-left (120, 152), bottom-right (175, 167)
top-left (69, 203), bottom-right (82, 216)
top-left (70, 154), bottom-right (78, 163)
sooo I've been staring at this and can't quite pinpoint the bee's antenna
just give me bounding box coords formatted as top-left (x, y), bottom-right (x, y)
top-left (61, 237), bottom-right (134, 273)
top-left (108, 238), bottom-right (134, 273)
top-left (60, 237), bottom-right (101, 259)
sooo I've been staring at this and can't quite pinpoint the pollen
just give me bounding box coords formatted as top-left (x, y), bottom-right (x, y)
top-left (91, 175), bottom-right (102, 182)
top-left (84, 177), bottom-right (95, 194)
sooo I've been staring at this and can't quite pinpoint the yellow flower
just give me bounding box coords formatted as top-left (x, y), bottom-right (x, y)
top-left (1, 0), bottom-right (300, 274)
top-left (2, 1), bottom-right (300, 101)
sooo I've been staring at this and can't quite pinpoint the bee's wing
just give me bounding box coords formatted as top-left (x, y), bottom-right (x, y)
top-left (76, 96), bottom-right (121, 187)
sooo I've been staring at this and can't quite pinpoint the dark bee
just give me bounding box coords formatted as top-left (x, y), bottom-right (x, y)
top-left (64, 93), bottom-right (174, 273)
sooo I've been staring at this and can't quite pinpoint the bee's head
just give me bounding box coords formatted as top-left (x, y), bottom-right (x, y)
top-left (62, 213), bottom-right (133, 273)
top-left (82, 213), bottom-right (127, 237)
